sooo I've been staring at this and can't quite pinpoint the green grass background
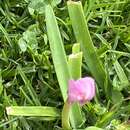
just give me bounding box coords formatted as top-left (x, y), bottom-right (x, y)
top-left (0, 0), bottom-right (130, 130)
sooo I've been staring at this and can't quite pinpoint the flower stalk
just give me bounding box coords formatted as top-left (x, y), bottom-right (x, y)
top-left (62, 99), bottom-right (72, 130)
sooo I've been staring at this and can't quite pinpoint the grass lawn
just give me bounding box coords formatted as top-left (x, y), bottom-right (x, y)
top-left (0, 0), bottom-right (130, 130)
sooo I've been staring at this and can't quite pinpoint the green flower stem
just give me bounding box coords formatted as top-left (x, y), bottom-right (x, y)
top-left (62, 99), bottom-right (72, 130)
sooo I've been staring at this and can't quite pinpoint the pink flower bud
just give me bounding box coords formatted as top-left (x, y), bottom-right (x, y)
top-left (68, 77), bottom-right (95, 105)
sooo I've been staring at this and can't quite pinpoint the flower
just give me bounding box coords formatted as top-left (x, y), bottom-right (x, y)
top-left (68, 77), bottom-right (95, 105)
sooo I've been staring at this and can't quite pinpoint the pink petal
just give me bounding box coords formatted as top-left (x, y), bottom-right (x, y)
top-left (68, 77), bottom-right (96, 105)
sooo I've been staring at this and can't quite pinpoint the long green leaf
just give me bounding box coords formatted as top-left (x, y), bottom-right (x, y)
top-left (6, 106), bottom-right (59, 117)
top-left (45, 5), bottom-right (71, 100)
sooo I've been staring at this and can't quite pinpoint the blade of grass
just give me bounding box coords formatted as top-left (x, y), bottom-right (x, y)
top-left (6, 106), bottom-right (59, 117)
top-left (0, 70), bottom-right (3, 96)
top-left (20, 87), bottom-right (34, 105)
top-left (45, 5), bottom-right (84, 128)
top-left (114, 60), bottom-right (129, 90)
top-left (67, 1), bottom-right (111, 98)
top-left (0, 117), bottom-right (18, 128)
top-left (0, 23), bottom-right (12, 47)
top-left (45, 4), bottom-right (71, 100)
top-left (17, 66), bottom-right (41, 106)
top-left (95, 34), bottom-right (111, 57)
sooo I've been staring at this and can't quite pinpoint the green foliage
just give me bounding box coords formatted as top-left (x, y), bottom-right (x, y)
top-left (28, 0), bottom-right (61, 15)
top-left (0, 0), bottom-right (130, 130)
top-left (6, 106), bottom-right (59, 117)
top-left (45, 4), bottom-right (71, 100)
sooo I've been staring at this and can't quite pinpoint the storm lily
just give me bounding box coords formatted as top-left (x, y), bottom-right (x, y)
top-left (62, 77), bottom-right (96, 130)
top-left (68, 77), bottom-right (95, 105)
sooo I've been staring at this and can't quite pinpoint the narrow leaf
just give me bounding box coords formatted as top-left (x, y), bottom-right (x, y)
top-left (0, 23), bottom-right (12, 47)
top-left (114, 60), bottom-right (129, 90)
top-left (0, 70), bottom-right (3, 96)
top-left (6, 106), bottom-right (59, 117)
top-left (45, 4), bottom-right (71, 101)
top-left (17, 66), bottom-right (41, 106)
